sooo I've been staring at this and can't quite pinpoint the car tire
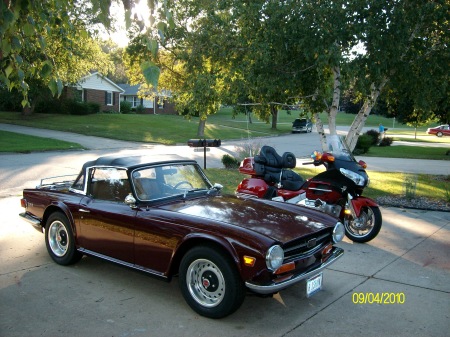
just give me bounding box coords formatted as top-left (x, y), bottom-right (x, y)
top-left (179, 246), bottom-right (245, 318)
top-left (437, 131), bottom-right (443, 137)
top-left (45, 212), bottom-right (82, 265)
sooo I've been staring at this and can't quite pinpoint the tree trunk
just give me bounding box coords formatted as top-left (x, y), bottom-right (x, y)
top-left (314, 112), bottom-right (328, 151)
top-left (346, 77), bottom-right (388, 151)
top-left (197, 119), bottom-right (206, 137)
top-left (328, 65), bottom-right (341, 136)
top-left (271, 105), bottom-right (278, 129)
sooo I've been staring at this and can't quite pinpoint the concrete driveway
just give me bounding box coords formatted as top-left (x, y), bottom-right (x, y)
top-left (1, 197), bottom-right (449, 337)
top-left (0, 124), bottom-right (449, 336)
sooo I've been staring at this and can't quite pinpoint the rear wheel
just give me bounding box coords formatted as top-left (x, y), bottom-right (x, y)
top-left (179, 246), bottom-right (245, 318)
top-left (344, 206), bottom-right (382, 243)
top-left (45, 212), bottom-right (82, 265)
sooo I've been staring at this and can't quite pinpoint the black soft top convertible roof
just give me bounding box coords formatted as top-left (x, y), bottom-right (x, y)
top-left (82, 154), bottom-right (195, 171)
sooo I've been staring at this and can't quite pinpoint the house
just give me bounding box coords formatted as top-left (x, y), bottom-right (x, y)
top-left (63, 72), bottom-right (125, 112)
top-left (118, 83), bottom-right (177, 115)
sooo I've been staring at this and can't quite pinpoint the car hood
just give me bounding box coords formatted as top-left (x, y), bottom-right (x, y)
top-left (158, 195), bottom-right (336, 243)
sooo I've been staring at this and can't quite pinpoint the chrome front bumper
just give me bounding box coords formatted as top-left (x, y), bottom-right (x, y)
top-left (245, 247), bottom-right (344, 295)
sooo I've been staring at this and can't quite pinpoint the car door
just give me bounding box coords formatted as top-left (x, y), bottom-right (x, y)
top-left (77, 167), bottom-right (136, 263)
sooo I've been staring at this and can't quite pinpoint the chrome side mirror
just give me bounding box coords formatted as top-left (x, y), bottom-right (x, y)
top-left (125, 193), bottom-right (137, 208)
top-left (213, 183), bottom-right (223, 190)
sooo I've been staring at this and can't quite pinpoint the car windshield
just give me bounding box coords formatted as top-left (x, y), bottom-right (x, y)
top-left (131, 163), bottom-right (212, 201)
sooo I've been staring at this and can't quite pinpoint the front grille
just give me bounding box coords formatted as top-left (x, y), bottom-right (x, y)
top-left (283, 230), bottom-right (331, 262)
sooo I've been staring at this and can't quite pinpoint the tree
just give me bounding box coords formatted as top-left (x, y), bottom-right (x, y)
top-left (140, 0), bottom-right (448, 149)
top-left (345, 0), bottom-right (449, 150)
top-left (0, 0), bottom-right (118, 107)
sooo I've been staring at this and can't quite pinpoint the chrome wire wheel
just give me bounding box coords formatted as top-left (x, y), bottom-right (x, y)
top-left (47, 220), bottom-right (69, 257)
top-left (186, 258), bottom-right (226, 308)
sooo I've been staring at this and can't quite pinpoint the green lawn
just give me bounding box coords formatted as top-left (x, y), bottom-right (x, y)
top-left (363, 145), bottom-right (450, 160)
top-left (0, 130), bottom-right (84, 152)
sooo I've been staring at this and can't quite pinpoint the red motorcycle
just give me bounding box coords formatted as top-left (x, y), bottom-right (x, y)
top-left (236, 136), bottom-right (382, 243)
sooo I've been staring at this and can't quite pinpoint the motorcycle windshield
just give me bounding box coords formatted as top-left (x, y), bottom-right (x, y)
top-left (326, 135), bottom-right (356, 162)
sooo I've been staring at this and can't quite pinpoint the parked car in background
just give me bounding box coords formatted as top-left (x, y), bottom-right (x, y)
top-left (427, 125), bottom-right (450, 137)
top-left (19, 155), bottom-right (344, 318)
top-left (292, 118), bottom-right (313, 133)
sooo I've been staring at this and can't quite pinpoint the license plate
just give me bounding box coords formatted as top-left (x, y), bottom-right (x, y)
top-left (306, 273), bottom-right (323, 297)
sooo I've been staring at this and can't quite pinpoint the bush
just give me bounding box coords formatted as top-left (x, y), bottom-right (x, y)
top-left (353, 134), bottom-right (373, 154)
top-left (233, 140), bottom-right (262, 161)
top-left (120, 101), bottom-right (133, 114)
top-left (379, 137), bottom-right (393, 147)
top-left (365, 129), bottom-right (380, 145)
top-left (34, 99), bottom-right (65, 114)
top-left (63, 100), bottom-right (100, 115)
top-left (221, 154), bottom-right (240, 169)
top-left (135, 104), bottom-right (145, 114)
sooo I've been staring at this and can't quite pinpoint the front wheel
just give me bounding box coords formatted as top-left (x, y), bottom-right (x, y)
top-left (179, 246), bottom-right (245, 318)
top-left (344, 206), bottom-right (382, 243)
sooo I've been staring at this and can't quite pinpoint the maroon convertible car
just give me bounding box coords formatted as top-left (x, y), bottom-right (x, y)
top-left (20, 155), bottom-right (344, 318)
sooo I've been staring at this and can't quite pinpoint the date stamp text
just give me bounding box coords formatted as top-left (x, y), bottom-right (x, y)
top-left (352, 292), bottom-right (405, 304)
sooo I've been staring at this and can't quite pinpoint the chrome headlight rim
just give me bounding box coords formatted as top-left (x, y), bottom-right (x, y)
top-left (340, 168), bottom-right (365, 186)
top-left (266, 245), bottom-right (284, 271)
top-left (333, 222), bottom-right (345, 243)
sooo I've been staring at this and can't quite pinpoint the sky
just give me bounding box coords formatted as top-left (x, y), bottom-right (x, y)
top-left (102, 0), bottom-right (150, 47)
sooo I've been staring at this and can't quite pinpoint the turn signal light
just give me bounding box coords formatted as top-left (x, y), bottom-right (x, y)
top-left (322, 243), bottom-right (333, 256)
top-left (358, 160), bottom-right (367, 169)
top-left (323, 153), bottom-right (335, 162)
top-left (275, 262), bottom-right (295, 274)
top-left (243, 256), bottom-right (256, 267)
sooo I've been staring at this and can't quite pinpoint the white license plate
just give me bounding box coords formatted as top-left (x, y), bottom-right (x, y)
top-left (306, 273), bottom-right (323, 297)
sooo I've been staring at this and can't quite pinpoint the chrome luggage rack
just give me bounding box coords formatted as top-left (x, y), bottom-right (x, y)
top-left (37, 174), bottom-right (78, 190)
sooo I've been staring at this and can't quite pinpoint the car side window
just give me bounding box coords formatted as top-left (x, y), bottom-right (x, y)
top-left (89, 167), bottom-right (131, 202)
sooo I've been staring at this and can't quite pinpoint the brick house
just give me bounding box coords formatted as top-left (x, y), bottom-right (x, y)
top-left (64, 72), bottom-right (125, 112)
top-left (118, 83), bottom-right (177, 115)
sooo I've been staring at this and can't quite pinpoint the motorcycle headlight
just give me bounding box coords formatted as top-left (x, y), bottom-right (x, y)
top-left (266, 245), bottom-right (284, 271)
top-left (333, 222), bottom-right (345, 243)
top-left (340, 168), bottom-right (365, 186)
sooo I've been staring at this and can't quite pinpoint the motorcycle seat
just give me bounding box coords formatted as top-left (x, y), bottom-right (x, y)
top-left (254, 146), bottom-right (304, 189)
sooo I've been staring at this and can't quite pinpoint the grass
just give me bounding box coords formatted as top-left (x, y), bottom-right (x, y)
top-left (0, 130), bottom-right (84, 153)
top-left (205, 167), bottom-right (450, 203)
top-left (363, 145), bottom-right (450, 160)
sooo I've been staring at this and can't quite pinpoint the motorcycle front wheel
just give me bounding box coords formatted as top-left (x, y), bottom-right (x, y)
top-left (344, 206), bottom-right (382, 243)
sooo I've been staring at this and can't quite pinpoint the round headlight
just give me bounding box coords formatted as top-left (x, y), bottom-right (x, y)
top-left (333, 222), bottom-right (345, 243)
top-left (266, 245), bottom-right (284, 271)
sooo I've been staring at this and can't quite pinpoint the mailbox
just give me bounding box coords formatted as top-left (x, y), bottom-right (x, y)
top-left (187, 139), bottom-right (221, 169)
top-left (187, 139), bottom-right (221, 147)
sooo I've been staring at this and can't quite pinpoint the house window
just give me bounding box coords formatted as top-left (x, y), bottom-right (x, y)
top-left (132, 96), bottom-right (139, 107)
top-left (105, 91), bottom-right (113, 105)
